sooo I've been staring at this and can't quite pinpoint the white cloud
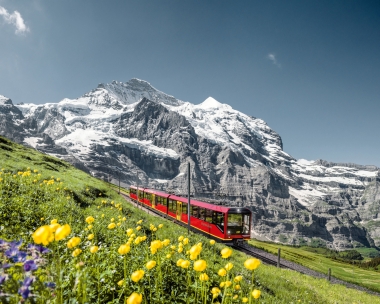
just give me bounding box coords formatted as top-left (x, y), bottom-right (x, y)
top-left (0, 6), bottom-right (29, 34)
top-left (267, 53), bottom-right (281, 68)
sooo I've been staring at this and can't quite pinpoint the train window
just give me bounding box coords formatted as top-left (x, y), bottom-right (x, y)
top-left (191, 205), bottom-right (198, 218)
top-left (130, 188), bottom-right (136, 194)
top-left (213, 212), bottom-right (225, 232)
top-left (227, 212), bottom-right (250, 235)
top-left (205, 209), bottom-right (212, 223)
top-left (199, 208), bottom-right (205, 220)
top-left (168, 199), bottom-right (177, 213)
top-left (182, 204), bottom-right (188, 214)
top-left (138, 191), bottom-right (143, 199)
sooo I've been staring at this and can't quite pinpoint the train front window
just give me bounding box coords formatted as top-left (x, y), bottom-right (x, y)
top-left (227, 213), bottom-right (250, 235)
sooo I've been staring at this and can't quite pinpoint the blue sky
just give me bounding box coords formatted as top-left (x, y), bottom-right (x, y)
top-left (1, 0), bottom-right (379, 166)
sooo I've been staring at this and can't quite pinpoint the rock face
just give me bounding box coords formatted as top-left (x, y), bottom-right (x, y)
top-left (0, 80), bottom-right (379, 250)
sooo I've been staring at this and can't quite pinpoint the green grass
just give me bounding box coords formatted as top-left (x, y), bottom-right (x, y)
top-left (249, 239), bottom-right (380, 293)
top-left (1, 135), bottom-right (380, 303)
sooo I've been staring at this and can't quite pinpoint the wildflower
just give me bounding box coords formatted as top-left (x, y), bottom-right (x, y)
top-left (193, 260), bottom-right (207, 272)
top-left (118, 280), bottom-right (124, 286)
top-left (49, 223), bottom-right (61, 232)
top-left (211, 287), bottom-right (221, 299)
top-left (218, 268), bottom-right (227, 277)
top-left (199, 273), bottom-right (209, 281)
top-left (178, 248), bottom-right (183, 253)
top-left (162, 239), bottom-right (170, 246)
top-left (180, 260), bottom-right (190, 269)
top-left (90, 246), bottom-right (99, 253)
top-left (108, 223), bottom-right (116, 229)
top-left (137, 220), bottom-right (143, 225)
top-left (72, 249), bottom-right (82, 257)
top-left (252, 289), bottom-right (261, 299)
top-left (178, 235), bottom-right (184, 242)
top-left (244, 258), bottom-right (260, 271)
top-left (18, 277), bottom-right (34, 299)
top-left (32, 225), bottom-right (53, 245)
top-left (234, 284), bottom-right (241, 290)
top-left (158, 224), bottom-right (163, 228)
top-left (40, 217), bottom-right (44, 221)
top-left (210, 240), bottom-right (216, 245)
top-left (136, 226), bottom-right (141, 231)
top-left (111, 218), bottom-right (115, 222)
top-left (225, 262), bottom-right (234, 271)
top-left (55, 224), bottom-right (71, 241)
top-left (183, 238), bottom-right (189, 245)
top-left (189, 244), bottom-right (202, 258)
top-left (242, 297), bottom-right (248, 303)
top-left (150, 240), bottom-right (162, 254)
top-left (67, 237), bottom-right (81, 249)
top-left (0, 274), bottom-right (8, 285)
top-left (221, 247), bottom-right (232, 259)
top-left (101, 214), bottom-right (105, 218)
top-left (87, 234), bottom-right (94, 240)
top-left (127, 228), bottom-right (134, 236)
top-left (127, 292), bottom-right (143, 304)
top-left (118, 244), bottom-right (131, 255)
top-left (23, 260), bottom-right (38, 272)
top-left (234, 275), bottom-right (243, 282)
top-left (88, 225), bottom-right (93, 230)
top-left (176, 259), bottom-right (184, 266)
top-left (166, 254), bottom-right (171, 259)
top-left (117, 222), bottom-right (121, 227)
top-left (131, 270), bottom-right (144, 282)
top-left (45, 282), bottom-right (56, 289)
top-left (146, 260), bottom-right (156, 270)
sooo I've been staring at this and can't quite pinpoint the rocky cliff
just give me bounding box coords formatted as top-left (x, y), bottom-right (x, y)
top-left (0, 79), bottom-right (379, 250)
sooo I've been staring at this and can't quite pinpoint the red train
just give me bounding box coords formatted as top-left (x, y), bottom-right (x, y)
top-left (129, 186), bottom-right (251, 242)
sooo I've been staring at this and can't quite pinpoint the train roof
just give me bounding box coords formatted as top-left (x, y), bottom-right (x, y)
top-left (143, 188), bottom-right (170, 198)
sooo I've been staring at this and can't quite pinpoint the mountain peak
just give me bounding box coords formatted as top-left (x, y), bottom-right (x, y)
top-left (0, 95), bottom-right (13, 106)
top-left (199, 97), bottom-right (223, 109)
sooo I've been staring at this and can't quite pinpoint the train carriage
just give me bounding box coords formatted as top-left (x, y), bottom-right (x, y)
top-left (129, 186), bottom-right (251, 242)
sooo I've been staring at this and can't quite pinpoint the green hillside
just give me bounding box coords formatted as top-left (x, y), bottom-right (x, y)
top-left (0, 135), bottom-right (379, 304)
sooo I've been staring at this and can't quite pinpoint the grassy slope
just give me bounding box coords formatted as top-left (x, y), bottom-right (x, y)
top-left (249, 239), bottom-right (380, 293)
top-left (1, 135), bottom-right (380, 304)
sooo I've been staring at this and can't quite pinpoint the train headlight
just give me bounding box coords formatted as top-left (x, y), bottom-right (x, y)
top-left (227, 230), bottom-right (231, 235)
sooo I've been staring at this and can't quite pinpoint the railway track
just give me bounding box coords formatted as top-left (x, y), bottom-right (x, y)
top-left (118, 191), bottom-right (380, 297)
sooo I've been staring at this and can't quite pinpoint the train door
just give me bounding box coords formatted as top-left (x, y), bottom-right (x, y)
top-left (152, 194), bottom-right (156, 209)
top-left (176, 201), bottom-right (182, 220)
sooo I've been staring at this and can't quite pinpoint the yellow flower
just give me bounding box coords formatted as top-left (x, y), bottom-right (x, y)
top-left (136, 226), bottom-right (141, 231)
top-left (88, 225), bottom-right (93, 230)
top-left (178, 248), bottom-right (183, 253)
top-left (252, 289), bottom-right (261, 299)
top-left (158, 224), bottom-right (163, 228)
top-left (122, 217), bottom-right (126, 221)
top-left (49, 223), bottom-right (61, 232)
top-left (210, 240), bottom-right (216, 245)
top-left (190, 254), bottom-right (198, 260)
top-left (118, 244), bottom-right (131, 255)
top-left (117, 222), bottom-right (121, 227)
top-left (87, 234), bottom-right (94, 240)
top-left (183, 238), bottom-right (189, 245)
top-left (162, 239), bottom-right (170, 246)
top-left (221, 247), bottom-right (232, 259)
top-left (108, 223), bottom-right (116, 229)
top-left (32, 225), bottom-right (53, 245)
top-left (234, 284), bottom-right (241, 290)
top-left (117, 280), bottom-right (124, 286)
top-left (67, 237), bottom-right (81, 249)
top-left (180, 260), bottom-right (190, 269)
top-left (176, 259), bottom-right (184, 266)
top-left (90, 246), bottom-right (99, 253)
top-left (111, 218), bottom-right (115, 222)
top-left (146, 260), bottom-right (156, 270)
top-left (101, 214), bottom-right (105, 218)
top-left (242, 297), bottom-right (248, 303)
top-left (150, 240), bottom-right (163, 254)
top-left (244, 258), bottom-right (261, 271)
top-left (211, 287), bottom-right (221, 295)
top-left (127, 228), bottom-right (134, 236)
top-left (131, 270), bottom-right (144, 283)
top-left (178, 235), bottom-right (184, 242)
top-left (234, 275), bottom-right (243, 282)
top-left (233, 295), bottom-right (238, 300)
top-left (199, 273), bottom-right (209, 281)
top-left (193, 260), bottom-right (207, 272)
top-left (189, 244), bottom-right (202, 257)
top-left (225, 262), bottom-right (234, 271)
top-left (137, 219), bottom-right (143, 225)
top-left (40, 217), bottom-right (44, 221)
top-left (218, 268), bottom-right (227, 277)
top-left (55, 224), bottom-right (71, 241)
top-left (72, 248), bottom-right (82, 257)
top-left (126, 292), bottom-right (143, 304)
top-left (50, 219), bottom-right (58, 224)
top-left (166, 254), bottom-right (171, 259)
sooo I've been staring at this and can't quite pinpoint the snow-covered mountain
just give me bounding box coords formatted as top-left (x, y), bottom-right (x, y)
top-left (1, 78), bottom-right (379, 250)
